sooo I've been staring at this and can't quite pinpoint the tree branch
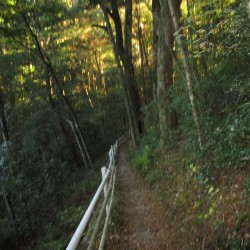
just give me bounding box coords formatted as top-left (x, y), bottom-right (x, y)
top-left (92, 24), bottom-right (108, 32)
top-left (19, 8), bottom-right (94, 167)
top-left (20, 11), bottom-right (52, 68)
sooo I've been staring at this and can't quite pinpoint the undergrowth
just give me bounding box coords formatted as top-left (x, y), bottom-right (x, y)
top-left (25, 168), bottom-right (101, 250)
top-left (128, 124), bottom-right (249, 249)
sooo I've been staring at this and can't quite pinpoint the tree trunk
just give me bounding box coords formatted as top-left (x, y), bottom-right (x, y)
top-left (45, 70), bottom-right (86, 167)
top-left (3, 193), bottom-right (18, 234)
top-left (167, 0), bottom-right (204, 149)
top-left (99, 7), bottom-right (139, 146)
top-left (247, 0), bottom-right (250, 16)
top-left (156, 0), bottom-right (179, 142)
top-left (0, 89), bottom-right (9, 142)
top-left (135, 6), bottom-right (146, 105)
top-left (124, 0), bottom-right (143, 140)
top-left (21, 11), bottom-right (94, 167)
top-left (152, 0), bottom-right (160, 102)
top-left (0, 93), bottom-right (18, 233)
top-left (99, 0), bottom-right (141, 147)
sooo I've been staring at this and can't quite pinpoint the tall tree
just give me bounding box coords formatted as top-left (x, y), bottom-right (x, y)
top-left (152, 0), bottom-right (160, 102)
top-left (247, 0), bottom-right (250, 16)
top-left (97, 0), bottom-right (142, 147)
top-left (18, 3), bottom-right (94, 167)
top-left (153, 0), bottom-right (180, 144)
top-left (167, 0), bottom-right (204, 148)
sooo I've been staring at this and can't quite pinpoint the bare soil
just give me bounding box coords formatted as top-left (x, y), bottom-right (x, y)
top-left (108, 142), bottom-right (170, 250)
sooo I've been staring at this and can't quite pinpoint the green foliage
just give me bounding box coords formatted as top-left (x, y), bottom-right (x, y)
top-left (141, 100), bottom-right (160, 148)
top-left (0, 0), bottom-right (127, 246)
top-left (172, 1), bottom-right (250, 168)
top-left (203, 54), bottom-right (250, 167)
top-left (0, 218), bottom-right (16, 249)
top-left (0, 135), bottom-right (100, 247)
top-left (0, 98), bottom-right (103, 247)
top-left (171, 79), bottom-right (199, 151)
top-left (129, 100), bottom-right (163, 184)
top-left (0, 0), bottom-right (249, 248)
top-left (131, 145), bottom-right (153, 173)
top-left (0, 141), bottom-right (70, 232)
top-left (36, 206), bottom-right (85, 250)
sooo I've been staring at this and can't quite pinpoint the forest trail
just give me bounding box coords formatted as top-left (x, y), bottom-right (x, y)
top-left (108, 142), bottom-right (170, 249)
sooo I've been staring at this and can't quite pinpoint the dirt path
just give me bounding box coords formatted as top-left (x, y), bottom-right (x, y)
top-left (109, 142), bottom-right (170, 249)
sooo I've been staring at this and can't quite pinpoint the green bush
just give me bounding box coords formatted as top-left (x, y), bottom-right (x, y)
top-left (131, 145), bottom-right (153, 174)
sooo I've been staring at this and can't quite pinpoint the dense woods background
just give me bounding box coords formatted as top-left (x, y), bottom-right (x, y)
top-left (0, 0), bottom-right (249, 249)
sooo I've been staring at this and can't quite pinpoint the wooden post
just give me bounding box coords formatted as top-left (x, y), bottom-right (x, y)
top-left (101, 166), bottom-right (108, 215)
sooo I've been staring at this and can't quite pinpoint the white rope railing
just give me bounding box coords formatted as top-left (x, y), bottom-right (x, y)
top-left (66, 132), bottom-right (130, 250)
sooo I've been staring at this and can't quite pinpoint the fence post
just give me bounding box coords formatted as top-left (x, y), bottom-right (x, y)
top-left (101, 166), bottom-right (108, 215)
